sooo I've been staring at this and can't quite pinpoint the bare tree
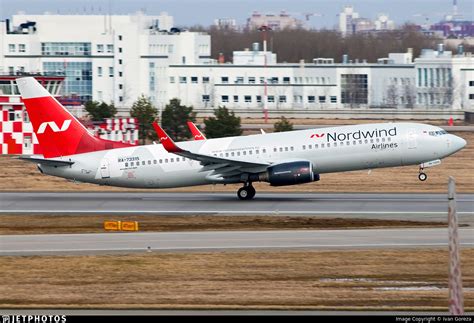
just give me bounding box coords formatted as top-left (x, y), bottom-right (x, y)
top-left (385, 84), bottom-right (398, 107)
top-left (403, 84), bottom-right (416, 109)
top-left (199, 24), bottom-right (441, 64)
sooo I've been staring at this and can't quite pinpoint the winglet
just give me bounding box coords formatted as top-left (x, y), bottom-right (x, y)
top-left (187, 121), bottom-right (206, 140)
top-left (152, 121), bottom-right (183, 153)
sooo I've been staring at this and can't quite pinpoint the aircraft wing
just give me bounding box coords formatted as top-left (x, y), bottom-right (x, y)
top-left (17, 155), bottom-right (74, 167)
top-left (153, 122), bottom-right (269, 178)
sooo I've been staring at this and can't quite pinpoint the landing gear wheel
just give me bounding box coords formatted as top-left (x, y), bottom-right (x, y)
top-left (418, 172), bottom-right (427, 181)
top-left (237, 185), bottom-right (256, 200)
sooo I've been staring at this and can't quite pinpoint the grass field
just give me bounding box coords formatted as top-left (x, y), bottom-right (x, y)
top-left (0, 130), bottom-right (472, 193)
top-left (0, 214), bottom-right (449, 235)
top-left (1, 249), bottom-right (473, 310)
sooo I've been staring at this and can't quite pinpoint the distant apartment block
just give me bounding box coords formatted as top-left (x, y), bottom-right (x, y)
top-left (339, 6), bottom-right (395, 35)
top-left (339, 6), bottom-right (360, 36)
top-left (246, 11), bottom-right (304, 31)
top-left (214, 18), bottom-right (238, 31)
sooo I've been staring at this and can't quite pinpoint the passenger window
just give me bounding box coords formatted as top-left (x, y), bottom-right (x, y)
top-left (273, 147), bottom-right (277, 152)
top-left (370, 139), bottom-right (374, 143)
top-left (237, 152), bottom-right (240, 156)
top-left (125, 162), bottom-right (128, 167)
top-left (165, 159), bottom-right (168, 163)
top-left (279, 147), bottom-right (283, 152)
top-left (376, 138), bottom-right (380, 143)
top-left (131, 162), bottom-right (134, 166)
top-left (346, 141), bottom-right (350, 146)
top-left (322, 144), bottom-right (325, 148)
top-left (225, 153), bottom-right (229, 157)
top-left (171, 158), bottom-right (174, 162)
top-left (353, 141), bottom-right (356, 145)
top-left (148, 160), bottom-right (151, 165)
top-left (308, 144), bottom-right (312, 149)
top-left (284, 147), bottom-right (288, 152)
top-left (364, 140), bottom-right (368, 144)
top-left (315, 144), bottom-right (319, 148)
top-left (381, 138), bottom-right (385, 142)
top-left (290, 147), bottom-right (294, 151)
top-left (388, 137), bottom-right (392, 142)
top-left (302, 145), bottom-right (306, 150)
top-left (359, 140), bottom-right (362, 144)
top-left (249, 151), bottom-right (252, 155)
top-left (231, 152), bottom-right (235, 157)
top-left (243, 151), bottom-right (246, 155)
top-left (339, 142), bottom-right (343, 146)
top-left (327, 143), bottom-right (331, 147)
top-left (142, 161), bottom-right (145, 166)
top-left (263, 148), bottom-right (266, 153)
top-left (256, 150), bottom-right (259, 154)
top-left (334, 142), bottom-right (337, 147)
top-left (153, 160), bottom-right (157, 164)
top-left (159, 159), bottom-right (162, 163)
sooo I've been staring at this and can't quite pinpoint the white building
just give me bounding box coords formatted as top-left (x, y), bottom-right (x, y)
top-left (414, 45), bottom-right (474, 110)
top-left (164, 46), bottom-right (473, 113)
top-left (0, 12), bottom-right (210, 112)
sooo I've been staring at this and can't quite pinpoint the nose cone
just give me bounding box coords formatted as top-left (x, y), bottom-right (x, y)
top-left (450, 135), bottom-right (467, 154)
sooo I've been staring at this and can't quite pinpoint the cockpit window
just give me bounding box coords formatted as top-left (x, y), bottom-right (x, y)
top-left (428, 130), bottom-right (448, 136)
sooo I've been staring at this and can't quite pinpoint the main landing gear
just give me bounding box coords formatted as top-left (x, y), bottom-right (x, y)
top-left (237, 182), bottom-right (256, 200)
top-left (418, 166), bottom-right (428, 181)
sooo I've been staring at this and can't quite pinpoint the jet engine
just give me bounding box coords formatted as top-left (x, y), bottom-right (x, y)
top-left (258, 161), bottom-right (320, 186)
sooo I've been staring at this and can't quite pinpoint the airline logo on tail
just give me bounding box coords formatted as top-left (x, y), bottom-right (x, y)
top-left (38, 120), bottom-right (72, 134)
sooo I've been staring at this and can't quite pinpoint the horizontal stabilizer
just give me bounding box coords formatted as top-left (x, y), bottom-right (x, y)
top-left (17, 156), bottom-right (74, 167)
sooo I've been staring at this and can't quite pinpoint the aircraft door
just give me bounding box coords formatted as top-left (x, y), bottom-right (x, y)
top-left (100, 159), bottom-right (111, 178)
top-left (407, 131), bottom-right (417, 149)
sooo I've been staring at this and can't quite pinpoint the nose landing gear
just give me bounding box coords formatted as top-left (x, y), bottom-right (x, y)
top-left (418, 166), bottom-right (427, 181)
top-left (237, 182), bottom-right (256, 200)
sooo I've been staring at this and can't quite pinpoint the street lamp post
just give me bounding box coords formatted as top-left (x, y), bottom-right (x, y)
top-left (258, 25), bottom-right (272, 123)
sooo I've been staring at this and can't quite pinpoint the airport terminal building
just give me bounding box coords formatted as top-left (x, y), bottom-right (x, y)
top-left (0, 12), bottom-right (472, 118)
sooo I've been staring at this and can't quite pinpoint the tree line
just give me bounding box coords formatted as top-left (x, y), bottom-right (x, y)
top-left (190, 25), bottom-right (450, 63)
top-left (85, 97), bottom-right (293, 144)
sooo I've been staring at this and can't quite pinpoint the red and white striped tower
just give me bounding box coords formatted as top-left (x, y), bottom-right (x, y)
top-left (448, 176), bottom-right (464, 315)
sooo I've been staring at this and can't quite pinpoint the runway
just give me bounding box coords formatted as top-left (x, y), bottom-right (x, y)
top-left (1, 192), bottom-right (473, 224)
top-left (1, 228), bottom-right (473, 256)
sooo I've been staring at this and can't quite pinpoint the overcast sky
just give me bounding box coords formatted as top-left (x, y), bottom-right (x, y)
top-left (0, 0), bottom-right (472, 29)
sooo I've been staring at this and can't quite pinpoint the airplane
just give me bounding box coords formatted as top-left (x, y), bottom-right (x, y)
top-left (16, 76), bottom-right (467, 200)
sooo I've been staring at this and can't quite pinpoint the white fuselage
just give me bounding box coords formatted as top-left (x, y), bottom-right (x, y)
top-left (38, 123), bottom-right (466, 188)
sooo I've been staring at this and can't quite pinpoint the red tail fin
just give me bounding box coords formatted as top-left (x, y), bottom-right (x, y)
top-left (16, 77), bottom-right (132, 158)
top-left (186, 121), bottom-right (206, 140)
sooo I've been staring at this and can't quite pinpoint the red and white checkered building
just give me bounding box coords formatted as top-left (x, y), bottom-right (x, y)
top-left (90, 117), bottom-right (139, 145)
top-left (0, 75), bottom-right (138, 155)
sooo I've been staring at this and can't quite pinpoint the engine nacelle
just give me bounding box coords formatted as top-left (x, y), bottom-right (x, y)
top-left (262, 161), bottom-right (320, 186)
